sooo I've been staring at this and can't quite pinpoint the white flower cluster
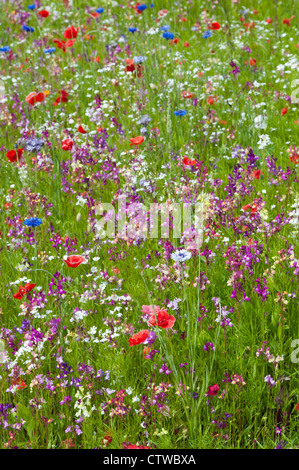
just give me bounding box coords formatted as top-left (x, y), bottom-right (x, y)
top-left (257, 134), bottom-right (272, 150)
top-left (74, 386), bottom-right (96, 418)
top-left (289, 194), bottom-right (299, 235)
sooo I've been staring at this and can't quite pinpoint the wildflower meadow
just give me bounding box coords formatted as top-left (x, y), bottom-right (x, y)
top-left (0, 0), bottom-right (299, 451)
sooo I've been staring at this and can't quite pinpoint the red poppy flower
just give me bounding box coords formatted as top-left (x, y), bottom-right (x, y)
top-left (25, 283), bottom-right (37, 292)
top-left (18, 286), bottom-right (29, 296)
top-left (207, 96), bottom-right (214, 105)
top-left (125, 58), bottom-right (135, 72)
top-left (13, 291), bottom-right (24, 300)
top-left (65, 39), bottom-right (76, 48)
top-left (102, 435), bottom-right (112, 446)
top-left (182, 91), bottom-right (193, 99)
top-left (183, 156), bottom-right (196, 165)
top-left (208, 384), bottom-right (219, 396)
top-left (6, 149), bottom-right (23, 162)
top-left (53, 90), bottom-right (69, 106)
top-left (77, 125), bottom-right (87, 134)
top-left (91, 12), bottom-right (100, 18)
top-left (242, 203), bottom-right (257, 215)
top-left (289, 154), bottom-right (299, 164)
top-left (53, 38), bottom-right (66, 51)
top-left (126, 63), bottom-right (135, 73)
top-left (97, 126), bottom-right (106, 133)
top-left (281, 107), bottom-right (287, 115)
top-left (251, 169), bottom-right (261, 179)
top-left (38, 10), bottom-right (49, 18)
top-left (129, 330), bottom-right (149, 347)
top-left (25, 91), bottom-right (45, 106)
top-left (184, 41), bottom-right (189, 47)
top-left (129, 136), bottom-right (144, 146)
top-left (296, 403), bottom-right (299, 411)
top-left (283, 16), bottom-right (294, 26)
top-left (12, 378), bottom-right (27, 390)
top-left (249, 58), bottom-right (256, 66)
top-left (59, 90), bottom-right (68, 102)
top-left (64, 26), bottom-right (79, 39)
top-left (266, 18), bottom-right (272, 24)
top-left (64, 255), bottom-right (86, 267)
top-left (62, 139), bottom-right (73, 151)
top-left (148, 310), bottom-right (175, 329)
top-left (211, 22), bottom-right (221, 30)
top-left (124, 58), bottom-right (143, 77)
top-left (13, 283), bottom-right (36, 300)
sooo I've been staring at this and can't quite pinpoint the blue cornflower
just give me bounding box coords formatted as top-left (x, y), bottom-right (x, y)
top-left (22, 25), bottom-right (35, 32)
top-left (171, 249), bottom-right (191, 263)
top-left (27, 4), bottom-right (36, 9)
top-left (24, 217), bottom-right (42, 228)
top-left (128, 27), bottom-right (137, 33)
top-left (137, 4), bottom-right (147, 11)
top-left (140, 127), bottom-right (148, 135)
top-left (160, 25), bottom-right (170, 32)
top-left (44, 47), bottom-right (56, 54)
top-left (174, 109), bottom-right (187, 116)
top-left (137, 114), bottom-right (152, 126)
top-left (96, 7), bottom-right (104, 13)
top-left (133, 55), bottom-right (147, 64)
top-left (162, 32), bottom-right (174, 40)
top-left (0, 46), bottom-right (11, 52)
top-left (150, 3), bottom-right (154, 7)
top-left (25, 137), bottom-right (45, 153)
top-left (202, 30), bottom-right (212, 38)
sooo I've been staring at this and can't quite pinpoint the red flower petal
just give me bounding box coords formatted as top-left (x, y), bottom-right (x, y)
top-left (64, 255), bottom-right (86, 267)
top-left (78, 125), bottom-right (87, 134)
